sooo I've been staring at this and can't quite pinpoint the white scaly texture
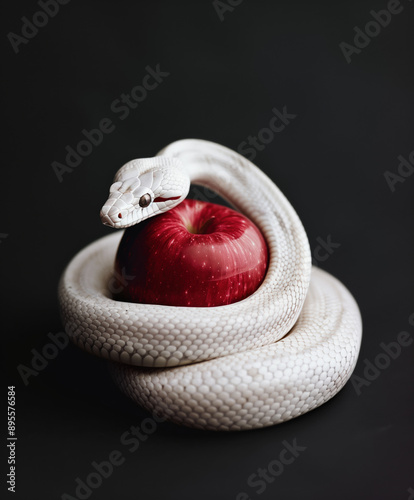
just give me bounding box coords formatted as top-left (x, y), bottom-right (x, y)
top-left (112, 267), bottom-right (361, 431)
top-left (58, 139), bottom-right (362, 430)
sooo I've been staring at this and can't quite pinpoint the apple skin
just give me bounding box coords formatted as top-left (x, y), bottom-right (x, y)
top-left (113, 198), bottom-right (269, 307)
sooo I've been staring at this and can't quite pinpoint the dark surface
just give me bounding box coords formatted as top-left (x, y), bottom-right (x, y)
top-left (2, 1), bottom-right (413, 499)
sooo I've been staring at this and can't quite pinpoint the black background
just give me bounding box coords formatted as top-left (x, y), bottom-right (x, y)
top-left (2, 0), bottom-right (414, 499)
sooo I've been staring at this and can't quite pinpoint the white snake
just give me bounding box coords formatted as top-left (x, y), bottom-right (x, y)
top-left (58, 139), bottom-right (362, 431)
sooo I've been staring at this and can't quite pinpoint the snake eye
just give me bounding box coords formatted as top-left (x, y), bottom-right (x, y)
top-left (139, 193), bottom-right (152, 208)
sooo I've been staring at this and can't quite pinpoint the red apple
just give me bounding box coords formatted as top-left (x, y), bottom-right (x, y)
top-left (113, 198), bottom-right (268, 307)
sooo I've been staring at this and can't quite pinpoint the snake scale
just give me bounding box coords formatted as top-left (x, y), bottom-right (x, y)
top-left (58, 139), bottom-right (362, 430)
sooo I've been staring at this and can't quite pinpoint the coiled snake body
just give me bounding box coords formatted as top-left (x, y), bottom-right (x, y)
top-left (58, 139), bottom-right (362, 430)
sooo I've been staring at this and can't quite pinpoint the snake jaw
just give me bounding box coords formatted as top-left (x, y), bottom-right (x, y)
top-left (100, 188), bottom-right (182, 229)
top-left (100, 202), bottom-right (140, 229)
top-left (100, 190), bottom-right (181, 229)
top-left (100, 188), bottom-right (137, 228)
top-left (100, 205), bottom-right (123, 228)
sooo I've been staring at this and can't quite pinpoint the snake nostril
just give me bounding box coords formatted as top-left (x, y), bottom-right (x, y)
top-left (118, 213), bottom-right (122, 219)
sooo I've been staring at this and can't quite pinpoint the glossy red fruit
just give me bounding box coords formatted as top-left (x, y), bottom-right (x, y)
top-left (113, 198), bottom-right (268, 307)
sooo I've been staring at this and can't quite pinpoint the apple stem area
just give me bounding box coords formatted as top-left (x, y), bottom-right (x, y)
top-left (185, 216), bottom-right (216, 235)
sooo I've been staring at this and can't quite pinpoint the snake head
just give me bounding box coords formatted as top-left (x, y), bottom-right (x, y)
top-left (100, 157), bottom-right (190, 229)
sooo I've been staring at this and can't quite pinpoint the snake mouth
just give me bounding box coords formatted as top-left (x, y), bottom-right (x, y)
top-left (100, 210), bottom-right (117, 228)
top-left (100, 204), bottom-right (129, 227)
top-left (101, 217), bottom-right (115, 227)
